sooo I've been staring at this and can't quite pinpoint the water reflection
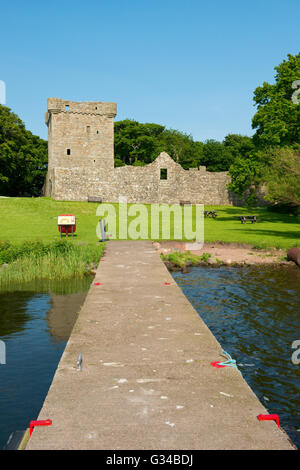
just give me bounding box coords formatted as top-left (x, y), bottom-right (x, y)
top-left (0, 292), bottom-right (35, 338)
top-left (172, 265), bottom-right (300, 449)
top-left (0, 276), bottom-right (92, 449)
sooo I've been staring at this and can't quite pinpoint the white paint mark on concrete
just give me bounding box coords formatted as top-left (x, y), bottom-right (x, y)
top-left (142, 388), bottom-right (155, 395)
top-left (103, 362), bottom-right (124, 367)
top-left (176, 405), bottom-right (184, 409)
top-left (165, 421), bottom-right (175, 427)
top-left (117, 378), bottom-right (128, 383)
top-left (186, 359), bottom-right (194, 363)
top-left (137, 407), bottom-right (148, 417)
top-left (86, 431), bottom-right (98, 439)
top-left (136, 378), bottom-right (162, 383)
top-left (220, 392), bottom-right (233, 398)
top-left (160, 396), bottom-right (168, 400)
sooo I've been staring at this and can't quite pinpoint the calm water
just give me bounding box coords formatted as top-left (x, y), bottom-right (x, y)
top-left (0, 277), bottom-right (93, 449)
top-left (172, 265), bottom-right (300, 449)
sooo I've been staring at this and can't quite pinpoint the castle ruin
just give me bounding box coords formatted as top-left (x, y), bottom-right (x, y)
top-left (44, 98), bottom-right (233, 204)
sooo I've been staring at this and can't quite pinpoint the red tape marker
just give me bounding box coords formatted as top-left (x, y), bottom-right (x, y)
top-left (94, 282), bottom-right (102, 286)
top-left (164, 282), bottom-right (171, 285)
top-left (257, 414), bottom-right (280, 428)
top-left (30, 419), bottom-right (52, 436)
top-left (210, 361), bottom-right (226, 368)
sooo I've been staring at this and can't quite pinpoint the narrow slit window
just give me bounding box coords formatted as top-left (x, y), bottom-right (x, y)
top-left (67, 149), bottom-right (71, 155)
top-left (87, 126), bottom-right (90, 133)
top-left (160, 168), bottom-right (167, 180)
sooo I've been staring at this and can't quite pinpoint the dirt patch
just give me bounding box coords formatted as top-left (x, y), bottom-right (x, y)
top-left (152, 241), bottom-right (290, 266)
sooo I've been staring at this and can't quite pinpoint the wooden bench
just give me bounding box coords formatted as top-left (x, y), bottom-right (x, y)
top-left (179, 200), bottom-right (192, 206)
top-left (88, 196), bottom-right (102, 203)
top-left (204, 210), bottom-right (218, 218)
top-left (239, 215), bottom-right (258, 224)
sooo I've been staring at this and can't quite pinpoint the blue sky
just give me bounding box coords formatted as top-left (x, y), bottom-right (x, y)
top-left (1, 0), bottom-right (299, 142)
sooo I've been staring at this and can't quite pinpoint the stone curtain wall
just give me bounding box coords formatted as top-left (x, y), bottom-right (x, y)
top-left (45, 99), bottom-right (234, 205)
top-left (47, 152), bottom-right (233, 204)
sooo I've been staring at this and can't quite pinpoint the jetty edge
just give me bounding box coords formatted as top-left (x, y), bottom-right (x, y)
top-left (26, 241), bottom-right (294, 450)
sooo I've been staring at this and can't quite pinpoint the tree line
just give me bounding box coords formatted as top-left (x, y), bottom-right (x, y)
top-left (0, 106), bottom-right (47, 196)
top-left (0, 53), bottom-right (299, 207)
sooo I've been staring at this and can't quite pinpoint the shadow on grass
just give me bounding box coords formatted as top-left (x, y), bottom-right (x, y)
top-left (229, 228), bottom-right (300, 240)
top-left (207, 210), bottom-right (299, 225)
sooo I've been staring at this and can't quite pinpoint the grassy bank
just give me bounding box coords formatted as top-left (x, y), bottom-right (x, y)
top-left (161, 251), bottom-right (212, 269)
top-left (0, 240), bottom-right (105, 286)
top-left (0, 197), bottom-right (299, 250)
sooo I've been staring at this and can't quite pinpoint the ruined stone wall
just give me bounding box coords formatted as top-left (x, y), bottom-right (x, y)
top-left (48, 152), bottom-right (233, 205)
top-left (45, 99), bottom-right (235, 205)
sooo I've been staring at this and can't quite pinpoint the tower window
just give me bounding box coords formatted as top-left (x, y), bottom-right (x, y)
top-left (87, 126), bottom-right (90, 133)
top-left (96, 130), bottom-right (99, 134)
top-left (67, 149), bottom-right (71, 155)
top-left (65, 105), bottom-right (69, 111)
top-left (160, 168), bottom-right (168, 180)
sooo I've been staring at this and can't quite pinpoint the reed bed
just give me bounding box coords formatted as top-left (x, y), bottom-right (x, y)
top-left (0, 240), bottom-right (105, 285)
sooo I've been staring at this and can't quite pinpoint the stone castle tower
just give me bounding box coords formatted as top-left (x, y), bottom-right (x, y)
top-left (44, 98), bottom-right (116, 197)
top-left (44, 98), bottom-right (233, 205)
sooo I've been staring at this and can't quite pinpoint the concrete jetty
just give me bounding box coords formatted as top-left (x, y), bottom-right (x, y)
top-left (27, 241), bottom-right (293, 450)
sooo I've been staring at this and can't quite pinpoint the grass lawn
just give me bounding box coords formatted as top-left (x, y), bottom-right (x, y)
top-left (0, 197), bottom-right (299, 250)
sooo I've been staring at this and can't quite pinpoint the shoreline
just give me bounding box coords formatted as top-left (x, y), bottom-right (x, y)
top-left (153, 241), bottom-right (295, 271)
top-left (26, 240), bottom-right (294, 450)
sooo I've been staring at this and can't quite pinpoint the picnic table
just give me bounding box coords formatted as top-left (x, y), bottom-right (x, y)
top-left (239, 215), bottom-right (258, 224)
top-left (204, 210), bottom-right (218, 218)
top-left (88, 196), bottom-right (102, 203)
top-left (179, 200), bottom-right (192, 206)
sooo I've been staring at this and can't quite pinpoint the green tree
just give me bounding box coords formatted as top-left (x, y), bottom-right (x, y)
top-left (252, 53), bottom-right (300, 147)
top-left (227, 153), bottom-right (266, 201)
top-left (223, 134), bottom-right (255, 160)
top-left (114, 120), bottom-right (164, 165)
top-left (0, 105), bottom-right (47, 196)
top-left (159, 129), bottom-right (203, 169)
top-left (114, 119), bottom-right (203, 169)
top-left (263, 146), bottom-right (300, 207)
top-left (201, 139), bottom-right (234, 171)
top-left (228, 54), bottom-right (300, 206)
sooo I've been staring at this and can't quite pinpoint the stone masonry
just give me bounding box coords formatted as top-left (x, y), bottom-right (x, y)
top-left (44, 98), bottom-right (235, 204)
